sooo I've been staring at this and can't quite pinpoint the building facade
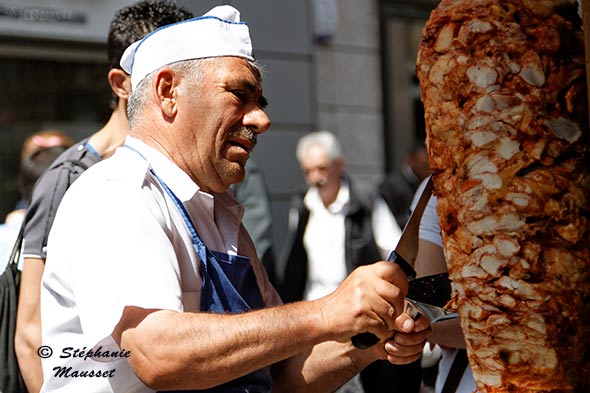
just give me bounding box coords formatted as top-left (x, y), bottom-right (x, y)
top-left (0, 0), bottom-right (438, 253)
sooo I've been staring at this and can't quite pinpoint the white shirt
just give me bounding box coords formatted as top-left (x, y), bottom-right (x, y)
top-left (301, 181), bottom-right (349, 300)
top-left (412, 179), bottom-right (476, 393)
top-left (371, 197), bottom-right (402, 259)
top-left (40, 136), bottom-right (280, 393)
top-left (418, 193), bottom-right (442, 248)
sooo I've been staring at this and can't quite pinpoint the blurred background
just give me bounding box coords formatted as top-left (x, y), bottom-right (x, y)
top-left (0, 0), bottom-right (439, 256)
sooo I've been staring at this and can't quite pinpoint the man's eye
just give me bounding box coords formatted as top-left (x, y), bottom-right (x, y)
top-left (233, 91), bottom-right (247, 101)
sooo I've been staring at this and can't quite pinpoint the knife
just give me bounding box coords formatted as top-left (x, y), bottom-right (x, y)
top-left (405, 272), bottom-right (457, 323)
top-left (408, 272), bottom-right (451, 308)
top-left (352, 177), bottom-right (456, 349)
top-left (385, 176), bottom-right (434, 280)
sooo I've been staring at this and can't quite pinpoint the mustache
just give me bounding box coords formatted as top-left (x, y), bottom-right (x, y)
top-left (310, 178), bottom-right (328, 188)
top-left (229, 126), bottom-right (257, 147)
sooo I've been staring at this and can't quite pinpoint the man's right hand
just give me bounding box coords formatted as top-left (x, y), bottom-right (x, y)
top-left (318, 261), bottom-right (415, 343)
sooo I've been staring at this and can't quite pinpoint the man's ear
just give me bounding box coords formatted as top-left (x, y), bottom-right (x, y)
top-left (154, 69), bottom-right (178, 119)
top-left (334, 157), bottom-right (346, 173)
top-left (108, 68), bottom-right (131, 100)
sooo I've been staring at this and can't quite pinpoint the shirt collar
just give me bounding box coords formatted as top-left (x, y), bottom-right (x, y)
top-left (125, 136), bottom-right (199, 201)
top-left (123, 136), bottom-right (244, 221)
top-left (304, 178), bottom-right (350, 214)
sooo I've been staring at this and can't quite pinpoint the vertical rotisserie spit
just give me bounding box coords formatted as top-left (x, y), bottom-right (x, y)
top-left (416, 0), bottom-right (590, 391)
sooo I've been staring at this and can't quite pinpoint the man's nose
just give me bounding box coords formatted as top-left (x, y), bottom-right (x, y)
top-left (306, 169), bottom-right (323, 184)
top-left (243, 106), bottom-right (271, 134)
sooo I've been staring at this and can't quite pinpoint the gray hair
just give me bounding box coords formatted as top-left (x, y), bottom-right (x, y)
top-left (127, 58), bottom-right (205, 127)
top-left (127, 57), bottom-right (264, 128)
top-left (296, 130), bottom-right (343, 164)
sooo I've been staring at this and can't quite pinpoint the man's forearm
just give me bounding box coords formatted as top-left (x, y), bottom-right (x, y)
top-left (429, 319), bottom-right (467, 349)
top-left (119, 299), bottom-right (341, 390)
top-left (272, 340), bottom-right (375, 393)
top-left (15, 257), bottom-right (46, 393)
top-left (115, 262), bottom-right (427, 391)
top-left (15, 325), bottom-right (43, 393)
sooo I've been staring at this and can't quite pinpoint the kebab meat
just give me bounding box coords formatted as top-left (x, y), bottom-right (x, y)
top-left (416, 0), bottom-right (590, 391)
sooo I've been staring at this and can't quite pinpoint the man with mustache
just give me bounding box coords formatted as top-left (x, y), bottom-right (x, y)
top-left (279, 131), bottom-right (416, 392)
top-left (39, 7), bottom-right (430, 392)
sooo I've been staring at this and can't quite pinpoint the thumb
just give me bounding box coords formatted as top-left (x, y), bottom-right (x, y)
top-left (372, 261), bottom-right (409, 295)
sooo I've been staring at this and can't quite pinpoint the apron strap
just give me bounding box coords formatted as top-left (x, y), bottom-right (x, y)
top-left (441, 349), bottom-right (468, 393)
top-left (124, 144), bottom-right (272, 392)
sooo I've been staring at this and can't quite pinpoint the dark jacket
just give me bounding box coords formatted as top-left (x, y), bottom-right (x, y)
top-left (377, 164), bottom-right (422, 229)
top-left (278, 176), bottom-right (381, 303)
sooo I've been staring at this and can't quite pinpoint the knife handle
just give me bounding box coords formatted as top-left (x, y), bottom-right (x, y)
top-left (351, 252), bottom-right (417, 349)
top-left (386, 251), bottom-right (417, 279)
top-left (351, 332), bottom-right (381, 349)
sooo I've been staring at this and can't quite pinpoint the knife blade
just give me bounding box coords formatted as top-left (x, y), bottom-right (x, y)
top-left (408, 272), bottom-right (451, 307)
top-left (352, 177), bottom-right (434, 349)
top-left (405, 272), bottom-right (457, 323)
top-left (385, 176), bottom-right (433, 279)
top-left (403, 297), bottom-right (458, 324)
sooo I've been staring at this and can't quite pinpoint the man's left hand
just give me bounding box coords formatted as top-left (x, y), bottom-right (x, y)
top-left (372, 315), bottom-right (431, 364)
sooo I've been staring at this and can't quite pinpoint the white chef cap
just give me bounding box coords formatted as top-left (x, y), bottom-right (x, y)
top-left (120, 5), bottom-right (254, 89)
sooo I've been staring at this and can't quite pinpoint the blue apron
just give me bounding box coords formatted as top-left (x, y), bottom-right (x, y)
top-left (125, 145), bottom-right (272, 393)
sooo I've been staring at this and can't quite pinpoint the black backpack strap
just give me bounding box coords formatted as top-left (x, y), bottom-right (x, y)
top-left (59, 159), bottom-right (89, 171)
top-left (5, 221), bottom-right (26, 272)
top-left (441, 349), bottom-right (468, 393)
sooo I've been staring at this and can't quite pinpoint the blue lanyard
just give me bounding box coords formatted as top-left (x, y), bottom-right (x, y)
top-left (85, 141), bottom-right (101, 159)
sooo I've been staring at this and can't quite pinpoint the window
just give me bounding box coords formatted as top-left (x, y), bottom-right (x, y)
top-left (0, 53), bottom-right (110, 220)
